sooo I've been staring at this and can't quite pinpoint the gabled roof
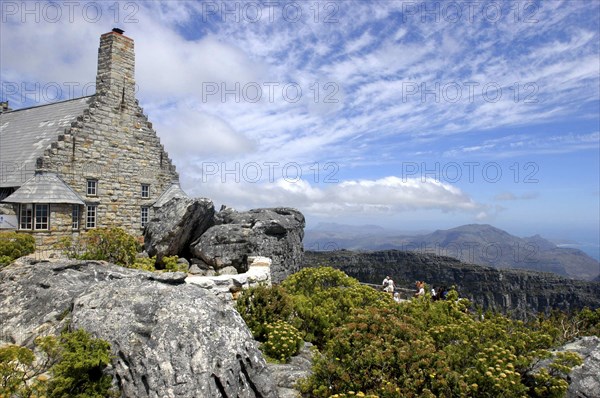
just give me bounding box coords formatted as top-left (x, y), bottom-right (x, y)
top-left (153, 182), bottom-right (189, 207)
top-left (1, 172), bottom-right (85, 204)
top-left (0, 96), bottom-right (94, 188)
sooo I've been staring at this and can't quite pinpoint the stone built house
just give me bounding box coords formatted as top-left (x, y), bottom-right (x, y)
top-left (0, 29), bottom-right (185, 249)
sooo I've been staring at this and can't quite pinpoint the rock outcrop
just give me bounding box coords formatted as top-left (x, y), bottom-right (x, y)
top-left (304, 250), bottom-right (600, 319)
top-left (268, 342), bottom-right (314, 398)
top-left (563, 336), bottom-right (600, 398)
top-left (144, 197), bottom-right (214, 263)
top-left (0, 258), bottom-right (277, 398)
top-left (189, 207), bottom-right (305, 283)
top-left (530, 336), bottom-right (600, 398)
top-left (143, 199), bottom-right (305, 283)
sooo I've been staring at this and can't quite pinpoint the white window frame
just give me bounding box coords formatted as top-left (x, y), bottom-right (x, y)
top-left (19, 203), bottom-right (33, 230)
top-left (35, 204), bottom-right (49, 230)
top-left (72, 205), bottom-right (80, 230)
top-left (141, 184), bottom-right (150, 198)
top-left (19, 203), bottom-right (49, 230)
top-left (141, 206), bottom-right (149, 227)
top-left (86, 179), bottom-right (97, 196)
top-left (86, 205), bottom-right (97, 229)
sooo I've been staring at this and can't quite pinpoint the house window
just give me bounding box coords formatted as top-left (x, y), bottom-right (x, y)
top-left (72, 205), bottom-right (79, 230)
top-left (141, 184), bottom-right (150, 198)
top-left (19, 204), bottom-right (33, 229)
top-left (19, 204), bottom-right (49, 230)
top-left (141, 206), bottom-right (149, 227)
top-left (86, 205), bottom-right (97, 228)
top-left (35, 204), bottom-right (49, 230)
top-left (86, 179), bottom-right (97, 196)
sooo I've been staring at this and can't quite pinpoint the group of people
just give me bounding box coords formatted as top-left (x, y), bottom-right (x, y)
top-left (416, 280), bottom-right (449, 301)
top-left (382, 276), bottom-right (403, 303)
top-left (382, 276), bottom-right (449, 302)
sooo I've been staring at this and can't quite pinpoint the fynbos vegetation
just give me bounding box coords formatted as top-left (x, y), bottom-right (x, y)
top-left (236, 267), bottom-right (598, 397)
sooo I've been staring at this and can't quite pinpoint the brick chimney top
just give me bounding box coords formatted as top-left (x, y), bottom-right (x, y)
top-left (112, 28), bottom-right (124, 34)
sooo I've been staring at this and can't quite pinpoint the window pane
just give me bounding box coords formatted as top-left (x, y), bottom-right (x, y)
top-left (86, 205), bottom-right (96, 228)
top-left (141, 184), bottom-right (149, 198)
top-left (87, 180), bottom-right (97, 196)
top-left (35, 204), bottom-right (48, 230)
top-left (141, 206), bottom-right (148, 227)
top-left (72, 205), bottom-right (79, 229)
top-left (20, 204), bottom-right (32, 229)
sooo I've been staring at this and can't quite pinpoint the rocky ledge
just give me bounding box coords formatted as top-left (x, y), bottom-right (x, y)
top-left (0, 258), bottom-right (278, 398)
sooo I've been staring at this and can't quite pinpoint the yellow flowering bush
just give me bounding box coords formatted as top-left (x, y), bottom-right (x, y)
top-left (262, 320), bottom-right (303, 363)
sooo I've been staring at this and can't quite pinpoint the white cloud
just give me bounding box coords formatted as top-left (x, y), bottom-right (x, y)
top-left (185, 174), bottom-right (484, 219)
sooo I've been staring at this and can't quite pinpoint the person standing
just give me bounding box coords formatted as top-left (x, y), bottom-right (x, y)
top-left (385, 277), bottom-right (396, 294)
top-left (382, 276), bottom-right (391, 291)
top-left (414, 281), bottom-right (425, 297)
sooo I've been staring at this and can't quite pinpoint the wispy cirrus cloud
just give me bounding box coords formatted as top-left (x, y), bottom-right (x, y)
top-left (1, 0), bottom-right (598, 230)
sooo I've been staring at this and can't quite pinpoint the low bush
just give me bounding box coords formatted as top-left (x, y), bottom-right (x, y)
top-left (0, 231), bottom-right (35, 266)
top-left (0, 329), bottom-right (116, 398)
top-left (300, 291), bottom-right (583, 397)
top-left (282, 267), bottom-right (393, 347)
top-left (79, 228), bottom-right (138, 266)
top-left (236, 285), bottom-right (294, 341)
top-left (262, 320), bottom-right (303, 363)
top-left (130, 256), bottom-right (156, 271)
top-left (163, 255), bottom-right (188, 272)
top-left (55, 228), bottom-right (138, 266)
top-left (235, 267), bottom-right (585, 397)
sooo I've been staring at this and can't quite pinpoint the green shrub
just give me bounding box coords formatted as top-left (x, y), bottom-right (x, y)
top-left (163, 255), bottom-right (188, 272)
top-left (47, 329), bottom-right (114, 398)
top-left (282, 267), bottom-right (393, 347)
top-left (0, 329), bottom-right (115, 398)
top-left (262, 320), bottom-right (303, 363)
top-left (79, 228), bottom-right (138, 266)
top-left (0, 231), bottom-right (35, 266)
top-left (236, 285), bottom-right (294, 341)
top-left (131, 256), bottom-right (157, 271)
top-left (56, 228), bottom-right (138, 266)
top-left (300, 294), bottom-right (581, 398)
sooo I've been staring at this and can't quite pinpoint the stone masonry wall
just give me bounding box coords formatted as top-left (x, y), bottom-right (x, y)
top-left (38, 31), bottom-right (178, 239)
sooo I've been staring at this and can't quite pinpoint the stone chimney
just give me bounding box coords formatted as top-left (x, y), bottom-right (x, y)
top-left (0, 101), bottom-right (11, 113)
top-left (96, 28), bottom-right (135, 107)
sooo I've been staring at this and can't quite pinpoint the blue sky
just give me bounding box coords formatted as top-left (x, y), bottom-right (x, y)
top-left (1, 1), bottom-right (599, 247)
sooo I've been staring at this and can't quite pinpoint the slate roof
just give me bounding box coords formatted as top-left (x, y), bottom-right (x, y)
top-left (153, 182), bottom-right (189, 207)
top-left (2, 171), bottom-right (85, 204)
top-left (0, 96), bottom-right (94, 188)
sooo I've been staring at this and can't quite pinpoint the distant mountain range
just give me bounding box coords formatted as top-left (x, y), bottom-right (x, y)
top-left (304, 223), bottom-right (599, 281)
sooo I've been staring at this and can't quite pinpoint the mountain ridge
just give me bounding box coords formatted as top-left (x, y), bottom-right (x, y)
top-left (304, 223), bottom-right (599, 280)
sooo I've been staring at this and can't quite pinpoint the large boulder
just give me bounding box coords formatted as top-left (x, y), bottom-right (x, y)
top-left (0, 258), bottom-right (277, 398)
top-left (144, 197), bottom-right (214, 263)
top-left (191, 207), bottom-right (305, 283)
top-left (562, 336), bottom-right (600, 398)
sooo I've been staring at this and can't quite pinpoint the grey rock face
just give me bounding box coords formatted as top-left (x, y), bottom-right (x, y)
top-left (0, 259), bottom-right (277, 398)
top-left (144, 197), bottom-right (214, 263)
top-left (563, 337), bottom-right (600, 398)
top-left (192, 208), bottom-right (305, 283)
top-left (530, 336), bottom-right (600, 398)
top-left (268, 342), bottom-right (314, 398)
